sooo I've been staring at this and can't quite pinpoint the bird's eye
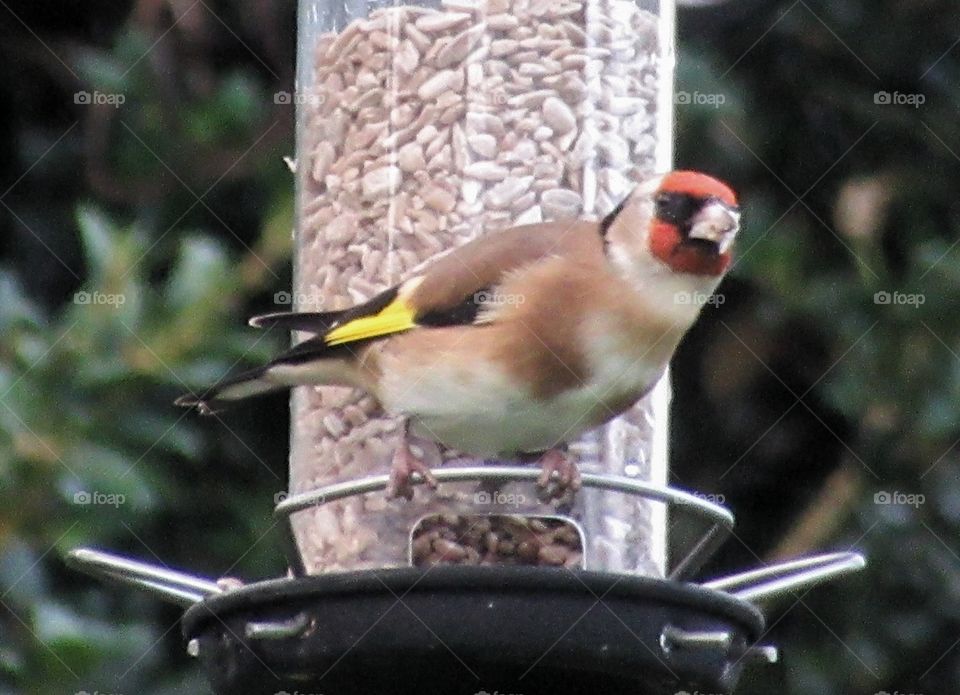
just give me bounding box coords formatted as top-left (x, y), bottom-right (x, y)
top-left (654, 192), bottom-right (698, 226)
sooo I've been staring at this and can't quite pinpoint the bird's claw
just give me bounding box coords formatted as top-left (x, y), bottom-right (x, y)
top-left (536, 450), bottom-right (581, 502)
top-left (387, 445), bottom-right (438, 500)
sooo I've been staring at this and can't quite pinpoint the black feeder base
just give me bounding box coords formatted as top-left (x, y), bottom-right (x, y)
top-left (67, 471), bottom-right (865, 694)
top-left (181, 567), bottom-right (764, 695)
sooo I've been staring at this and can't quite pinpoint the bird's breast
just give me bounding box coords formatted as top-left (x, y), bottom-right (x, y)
top-left (371, 319), bottom-right (670, 456)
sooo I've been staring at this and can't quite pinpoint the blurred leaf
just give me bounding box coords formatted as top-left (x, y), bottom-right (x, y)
top-left (164, 236), bottom-right (233, 312)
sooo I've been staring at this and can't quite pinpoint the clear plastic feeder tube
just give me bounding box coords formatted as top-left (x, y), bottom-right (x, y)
top-left (291, 0), bottom-right (675, 575)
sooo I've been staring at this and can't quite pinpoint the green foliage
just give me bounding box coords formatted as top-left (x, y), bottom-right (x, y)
top-left (674, 0), bottom-right (960, 691)
top-left (0, 4), bottom-right (294, 691)
top-left (0, 204), bottom-right (288, 690)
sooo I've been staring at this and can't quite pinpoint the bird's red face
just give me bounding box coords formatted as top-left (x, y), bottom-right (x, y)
top-left (647, 171), bottom-right (741, 277)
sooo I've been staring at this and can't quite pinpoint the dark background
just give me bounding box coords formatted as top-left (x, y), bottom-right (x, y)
top-left (0, 0), bottom-right (958, 692)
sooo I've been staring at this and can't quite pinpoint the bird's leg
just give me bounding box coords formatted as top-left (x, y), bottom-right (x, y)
top-left (386, 420), bottom-right (439, 500)
top-left (535, 448), bottom-right (582, 502)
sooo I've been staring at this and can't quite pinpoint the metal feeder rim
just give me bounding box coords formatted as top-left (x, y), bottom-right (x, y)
top-left (65, 545), bottom-right (866, 612)
top-left (273, 466), bottom-right (734, 580)
top-left (65, 547), bottom-right (221, 607)
top-left (703, 551), bottom-right (867, 603)
top-left (179, 566), bottom-right (762, 640)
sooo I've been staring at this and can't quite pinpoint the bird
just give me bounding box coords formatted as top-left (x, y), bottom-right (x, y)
top-left (176, 170), bottom-right (741, 500)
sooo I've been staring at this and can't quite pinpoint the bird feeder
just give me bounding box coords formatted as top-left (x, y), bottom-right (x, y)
top-left (291, 0), bottom-right (675, 579)
top-left (66, 0), bottom-right (868, 693)
top-left (66, 545), bottom-right (864, 694)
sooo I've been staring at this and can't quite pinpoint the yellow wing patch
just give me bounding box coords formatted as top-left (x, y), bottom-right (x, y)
top-left (324, 296), bottom-right (417, 346)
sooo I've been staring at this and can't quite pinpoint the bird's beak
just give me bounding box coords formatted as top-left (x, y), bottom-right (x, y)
top-left (688, 201), bottom-right (741, 253)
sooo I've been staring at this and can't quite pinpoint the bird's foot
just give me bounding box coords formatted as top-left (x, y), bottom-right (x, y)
top-left (387, 439), bottom-right (439, 500)
top-left (536, 449), bottom-right (582, 502)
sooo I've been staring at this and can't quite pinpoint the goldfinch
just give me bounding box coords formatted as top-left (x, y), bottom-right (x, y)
top-left (176, 170), bottom-right (740, 499)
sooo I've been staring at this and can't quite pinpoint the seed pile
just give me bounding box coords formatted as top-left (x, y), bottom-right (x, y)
top-left (290, 0), bottom-right (668, 574)
top-left (412, 514), bottom-right (584, 567)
